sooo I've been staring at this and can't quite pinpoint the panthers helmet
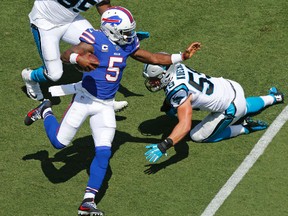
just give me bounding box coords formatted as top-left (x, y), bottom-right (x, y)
top-left (143, 64), bottom-right (174, 92)
top-left (100, 6), bottom-right (136, 45)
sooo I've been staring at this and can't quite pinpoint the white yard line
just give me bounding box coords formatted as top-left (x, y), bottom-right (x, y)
top-left (201, 105), bottom-right (288, 216)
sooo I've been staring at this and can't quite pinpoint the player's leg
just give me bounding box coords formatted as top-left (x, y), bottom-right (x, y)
top-left (245, 87), bottom-right (284, 116)
top-left (190, 81), bottom-right (249, 142)
top-left (24, 93), bottom-right (89, 149)
top-left (62, 15), bottom-right (93, 45)
top-left (24, 99), bottom-right (66, 149)
top-left (22, 24), bottom-right (68, 100)
top-left (190, 111), bottom-right (235, 143)
top-left (192, 82), bottom-right (273, 142)
top-left (78, 100), bottom-right (116, 216)
top-left (52, 93), bottom-right (89, 148)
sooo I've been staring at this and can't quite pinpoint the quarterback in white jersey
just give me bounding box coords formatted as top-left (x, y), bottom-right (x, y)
top-left (143, 59), bottom-right (284, 163)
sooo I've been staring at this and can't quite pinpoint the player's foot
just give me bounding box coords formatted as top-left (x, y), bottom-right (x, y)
top-left (22, 68), bottom-right (44, 101)
top-left (78, 198), bottom-right (104, 216)
top-left (269, 87), bottom-right (284, 104)
top-left (242, 117), bottom-right (268, 134)
top-left (24, 99), bottom-right (52, 126)
top-left (113, 100), bottom-right (128, 112)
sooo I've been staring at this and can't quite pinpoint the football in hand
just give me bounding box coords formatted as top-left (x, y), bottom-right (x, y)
top-left (75, 53), bottom-right (99, 72)
top-left (87, 53), bottom-right (100, 66)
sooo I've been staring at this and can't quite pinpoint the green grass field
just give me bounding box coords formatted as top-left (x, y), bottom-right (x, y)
top-left (1, 0), bottom-right (288, 215)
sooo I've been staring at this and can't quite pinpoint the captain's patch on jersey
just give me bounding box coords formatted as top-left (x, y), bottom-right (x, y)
top-left (102, 44), bottom-right (109, 52)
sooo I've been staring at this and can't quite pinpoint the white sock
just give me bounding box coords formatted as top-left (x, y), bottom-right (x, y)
top-left (42, 108), bottom-right (52, 119)
top-left (230, 125), bottom-right (247, 137)
top-left (260, 95), bottom-right (275, 106)
top-left (84, 192), bottom-right (95, 200)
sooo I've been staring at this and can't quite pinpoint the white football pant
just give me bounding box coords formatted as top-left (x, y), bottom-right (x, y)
top-left (34, 15), bottom-right (93, 81)
top-left (190, 80), bottom-right (247, 142)
top-left (56, 89), bottom-right (116, 148)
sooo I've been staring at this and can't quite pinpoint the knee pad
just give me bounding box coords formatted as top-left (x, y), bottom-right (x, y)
top-left (44, 59), bottom-right (63, 82)
top-left (44, 68), bottom-right (63, 81)
top-left (190, 130), bottom-right (205, 143)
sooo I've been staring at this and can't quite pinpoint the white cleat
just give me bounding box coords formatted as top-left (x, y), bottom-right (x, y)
top-left (22, 68), bottom-right (44, 101)
top-left (113, 100), bottom-right (128, 112)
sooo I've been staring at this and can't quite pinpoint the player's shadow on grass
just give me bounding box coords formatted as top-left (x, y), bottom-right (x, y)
top-left (21, 64), bottom-right (143, 105)
top-left (138, 115), bottom-right (201, 175)
top-left (22, 130), bottom-right (159, 204)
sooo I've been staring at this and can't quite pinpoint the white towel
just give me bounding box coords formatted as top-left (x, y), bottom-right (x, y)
top-left (48, 81), bottom-right (82, 97)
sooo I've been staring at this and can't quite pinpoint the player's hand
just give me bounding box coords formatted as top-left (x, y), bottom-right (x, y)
top-left (182, 42), bottom-right (201, 60)
top-left (76, 52), bottom-right (99, 72)
top-left (145, 144), bottom-right (167, 163)
top-left (136, 31), bottom-right (150, 41)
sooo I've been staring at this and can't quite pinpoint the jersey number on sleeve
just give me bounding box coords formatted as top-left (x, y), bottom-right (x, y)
top-left (187, 68), bottom-right (214, 95)
top-left (57, 0), bottom-right (97, 12)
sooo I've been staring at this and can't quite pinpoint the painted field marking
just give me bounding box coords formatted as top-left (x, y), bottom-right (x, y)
top-left (201, 105), bottom-right (288, 216)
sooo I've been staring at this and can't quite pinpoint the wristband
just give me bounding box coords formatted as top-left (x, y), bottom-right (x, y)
top-left (69, 53), bottom-right (79, 64)
top-left (157, 138), bottom-right (173, 153)
top-left (171, 53), bottom-right (183, 64)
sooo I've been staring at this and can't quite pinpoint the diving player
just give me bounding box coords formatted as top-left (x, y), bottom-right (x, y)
top-left (143, 60), bottom-right (284, 163)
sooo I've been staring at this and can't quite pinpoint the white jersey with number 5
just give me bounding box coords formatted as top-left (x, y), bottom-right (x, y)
top-left (29, 0), bottom-right (106, 29)
top-left (165, 63), bottom-right (236, 112)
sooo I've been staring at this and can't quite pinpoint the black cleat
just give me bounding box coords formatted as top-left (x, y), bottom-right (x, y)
top-left (24, 99), bottom-right (52, 126)
top-left (242, 117), bottom-right (268, 134)
top-left (78, 198), bottom-right (104, 216)
top-left (269, 87), bottom-right (284, 104)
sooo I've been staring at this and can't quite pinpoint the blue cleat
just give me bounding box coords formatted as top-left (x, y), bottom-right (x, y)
top-left (269, 87), bottom-right (284, 104)
top-left (243, 117), bottom-right (268, 134)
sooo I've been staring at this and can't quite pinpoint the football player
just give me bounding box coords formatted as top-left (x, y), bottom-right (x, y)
top-left (21, 0), bottom-right (149, 111)
top-left (24, 6), bottom-right (200, 216)
top-left (142, 59), bottom-right (284, 163)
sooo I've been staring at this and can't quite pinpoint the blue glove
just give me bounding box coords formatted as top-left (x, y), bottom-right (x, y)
top-left (145, 144), bottom-right (167, 163)
top-left (136, 31), bottom-right (150, 41)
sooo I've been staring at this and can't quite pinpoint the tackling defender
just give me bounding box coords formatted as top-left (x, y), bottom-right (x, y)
top-left (21, 0), bottom-right (149, 111)
top-left (142, 57), bottom-right (284, 163)
top-left (24, 6), bottom-right (200, 216)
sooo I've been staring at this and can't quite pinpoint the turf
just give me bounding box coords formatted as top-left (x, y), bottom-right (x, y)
top-left (1, 0), bottom-right (288, 215)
